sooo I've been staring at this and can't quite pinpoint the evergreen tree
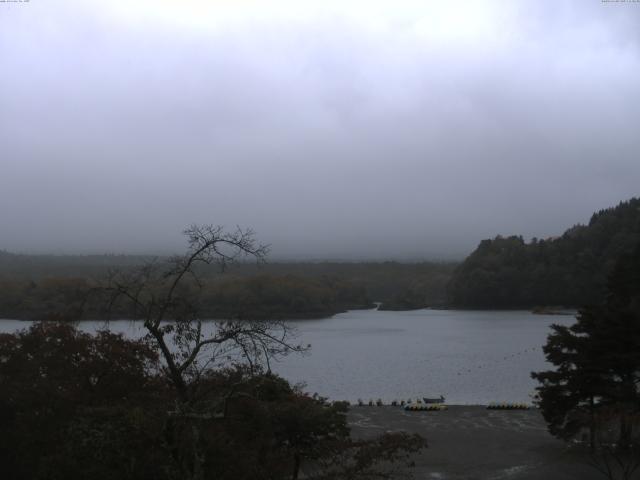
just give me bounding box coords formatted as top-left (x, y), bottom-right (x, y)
top-left (532, 243), bottom-right (640, 448)
top-left (450, 197), bottom-right (640, 308)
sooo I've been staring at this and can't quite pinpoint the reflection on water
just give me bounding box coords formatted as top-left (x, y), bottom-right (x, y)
top-left (0, 309), bottom-right (575, 404)
top-left (274, 309), bottom-right (575, 404)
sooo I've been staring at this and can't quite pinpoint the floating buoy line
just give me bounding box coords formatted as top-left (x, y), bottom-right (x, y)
top-left (487, 402), bottom-right (530, 410)
top-left (404, 403), bottom-right (447, 411)
top-left (454, 347), bottom-right (540, 377)
top-left (350, 398), bottom-right (533, 410)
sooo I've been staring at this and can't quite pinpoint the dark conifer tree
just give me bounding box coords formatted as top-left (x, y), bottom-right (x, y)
top-left (450, 197), bottom-right (640, 308)
top-left (532, 242), bottom-right (640, 448)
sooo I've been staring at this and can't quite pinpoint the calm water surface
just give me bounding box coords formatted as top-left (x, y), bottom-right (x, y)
top-left (0, 309), bottom-right (575, 404)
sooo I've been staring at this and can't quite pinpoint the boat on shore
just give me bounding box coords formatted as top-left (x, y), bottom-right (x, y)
top-left (423, 395), bottom-right (445, 404)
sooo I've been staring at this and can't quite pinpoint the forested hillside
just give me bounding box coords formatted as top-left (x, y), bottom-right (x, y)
top-left (448, 198), bottom-right (640, 308)
top-left (0, 254), bottom-right (455, 320)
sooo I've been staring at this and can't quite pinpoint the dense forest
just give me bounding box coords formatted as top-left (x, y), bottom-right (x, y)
top-left (2, 198), bottom-right (638, 318)
top-left (0, 253), bottom-right (455, 320)
top-left (448, 198), bottom-right (640, 308)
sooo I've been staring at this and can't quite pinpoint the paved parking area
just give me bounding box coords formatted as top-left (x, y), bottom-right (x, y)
top-left (348, 406), bottom-right (602, 480)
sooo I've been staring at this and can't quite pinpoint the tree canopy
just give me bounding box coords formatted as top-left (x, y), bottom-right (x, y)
top-left (0, 322), bottom-right (425, 480)
top-left (449, 198), bottom-right (640, 308)
top-left (0, 225), bottom-right (427, 480)
top-left (532, 242), bottom-right (640, 450)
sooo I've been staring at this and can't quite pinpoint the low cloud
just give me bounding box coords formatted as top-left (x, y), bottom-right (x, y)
top-left (1, 1), bottom-right (639, 258)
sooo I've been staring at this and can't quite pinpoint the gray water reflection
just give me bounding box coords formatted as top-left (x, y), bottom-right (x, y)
top-left (274, 309), bottom-right (575, 404)
top-left (0, 309), bottom-right (575, 404)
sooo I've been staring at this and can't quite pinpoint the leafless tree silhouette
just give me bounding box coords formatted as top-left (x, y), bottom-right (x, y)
top-left (104, 225), bottom-right (307, 480)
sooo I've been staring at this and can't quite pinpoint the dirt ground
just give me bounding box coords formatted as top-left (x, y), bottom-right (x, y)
top-left (347, 406), bottom-right (604, 480)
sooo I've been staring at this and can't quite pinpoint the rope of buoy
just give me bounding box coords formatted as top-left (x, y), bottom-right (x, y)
top-left (487, 402), bottom-right (530, 410)
top-left (455, 347), bottom-right (542, 376)
top-left (404, 403), bottom-right (447, 411)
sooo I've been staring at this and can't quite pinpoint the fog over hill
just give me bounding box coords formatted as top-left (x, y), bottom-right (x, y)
top-left (1, 1), bottom-right (639, 258)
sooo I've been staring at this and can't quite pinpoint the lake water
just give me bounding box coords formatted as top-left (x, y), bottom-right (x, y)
top-left (0, 309), bottom-right (575, 405)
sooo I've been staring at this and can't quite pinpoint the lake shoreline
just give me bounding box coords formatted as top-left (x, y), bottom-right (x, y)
top-left (349, 405), bottom-right (600, 479)
top-left (1, 310), bottom-right (574, 405)
top-left (0, 304), bottom-right (578, 322)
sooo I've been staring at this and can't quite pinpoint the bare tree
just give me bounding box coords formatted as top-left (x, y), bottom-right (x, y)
top-left (104, 225), bottom-right (306, 480)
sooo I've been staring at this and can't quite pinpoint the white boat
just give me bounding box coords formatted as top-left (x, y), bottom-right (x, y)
top-left (423, 395), bottom-right (445, 404)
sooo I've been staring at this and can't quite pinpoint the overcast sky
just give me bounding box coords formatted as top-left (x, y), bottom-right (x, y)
top-left (1, 0), bottom-right (639, 259)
